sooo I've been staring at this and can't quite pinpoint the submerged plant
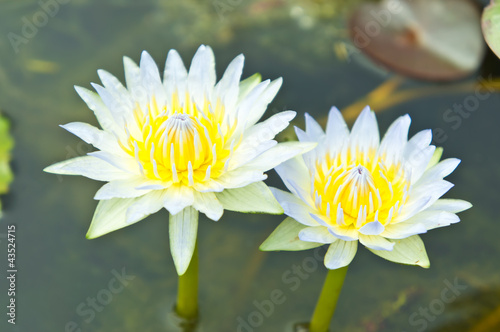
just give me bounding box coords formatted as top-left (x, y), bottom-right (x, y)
top-left (45, 45), bottom-right (313, 321)
top-left (261, 106), bottom-right (471, 332)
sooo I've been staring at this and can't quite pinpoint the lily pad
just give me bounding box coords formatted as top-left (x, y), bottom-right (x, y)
top-left (0, 113), bottom-right (13, 214)
top-left (482, 0), bottom-right (500, 59)
top-left (349, 0), bottom-right (485, 81)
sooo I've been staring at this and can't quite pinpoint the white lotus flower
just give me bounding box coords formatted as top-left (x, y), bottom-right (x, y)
top-left (45, 45), bottom-right (314, 274)
top-left (261, 106), bottom-right (471, 269)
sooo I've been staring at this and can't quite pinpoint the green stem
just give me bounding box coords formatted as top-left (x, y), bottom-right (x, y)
top-left (176, 241), bottom-right (199, 320)
top-left (309, 266), bottom-right (349, 332)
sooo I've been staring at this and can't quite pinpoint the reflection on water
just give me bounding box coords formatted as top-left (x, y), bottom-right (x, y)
top-left (0, 0), bottom-right (499, 331)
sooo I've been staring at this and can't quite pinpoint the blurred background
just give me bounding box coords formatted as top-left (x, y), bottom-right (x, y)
top-left (0, 0), bottom-right (499, 331)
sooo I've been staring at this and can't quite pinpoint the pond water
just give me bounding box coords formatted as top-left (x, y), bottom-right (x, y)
top-left (0, 0), bottom-right (499, 331)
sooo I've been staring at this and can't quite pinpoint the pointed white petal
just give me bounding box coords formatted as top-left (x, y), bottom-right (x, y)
top-left (368, 235), bottom-right (430, 268)
top-left (327, 224), bottom-right (360, 241)
top-left (325, 106), bottom-right (349, 150)
top-left (86, 197), bottom-right (139, 239)
top-left (324, 240), bottom-right (357, 270)
top-left (60, 122), bottom-right (122, 153)
top-left (399, 210), bottom-right (460, 231)
top-left (381, 222), bottom-right (427, 239)
top-left (304, 113), bottom-right (325, 140)
top-left (94, 178), bottom-right (153, 200)
top-left (378, 114), bottom-right (411, 164)
top-left (243, 141), bottom-right (317, 172)
top-left (126, 190), bottom-right (167, 224)
top-left (260, 217), bottom-right (323, 251)
top-left (44, 156), bottom-right (130, 181)
top-left (169, 207), bottom-right (199, 275)
top-left (426, 147), bottom-right (443, 169)
top-left (163, 185), bottom-right (195, 215)
top-left (359, 234), bottom-right (395, 251)
top-left (193, 191), bottom-right (223, 221)
top-left (238, 73), bottom-right (262, 101)
top-left (139, 51), bottom-right (166, 105)
top-left (214, 54), bottom-right (244, 110)
top-left (270, 188), bottom-right (317, 226)
top-left (74, 86), bottom-right (119, 134)
top-left (274, 156), bottom-right (312, 204)
top-left (188, 45), bottom-right (216, 104)
top-left (358, 220), bottom-right (385, 235)
top-left (238, 78), bottom-right (282, 128)
top-left (349, 106), bottom-right (379, 152)
top-left (89, 151), bottom-right (139, 174)
top-left (417, 158), bottom-right (461, 185)
top-left (164, 49), bottom-right (188, 96)
top-left (299, 226), bottom-right (337, 243)
top-left (216, 181), bottom-right (283, 214)
top-left (426, 199), bottom-right (472, 213)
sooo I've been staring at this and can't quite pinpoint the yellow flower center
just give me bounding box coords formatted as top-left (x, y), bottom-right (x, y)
top-left (313, 149), bottom-right (410, 229)
top-left (119, 93), bottom-right (239, 186)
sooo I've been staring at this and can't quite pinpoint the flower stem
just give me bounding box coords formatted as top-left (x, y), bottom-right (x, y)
top-left (176, 241), bottom-right (199, 320)
top-left (309, 266), bottom-right (348, 332)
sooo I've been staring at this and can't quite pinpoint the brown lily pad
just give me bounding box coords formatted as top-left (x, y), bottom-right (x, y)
top-left (349, 0), bottom-right (485, 81)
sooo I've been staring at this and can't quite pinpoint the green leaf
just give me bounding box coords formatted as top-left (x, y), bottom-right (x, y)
top-left (483, 1), bottom-right (500, 59)
top-left (238, 73), bottom-right (261, 101)
top-left (426, 146), bottom-right (443, 169)
top-left (0, 114), bottom-right (13, 195)
top-left (169, 207), bottom-right (199, 276)
top-left (260, 217), bottom-right (323, 251)
top-left (215, 181), bottom-right (284, 214)
top-left (368, 235), bottom-right (430, 268)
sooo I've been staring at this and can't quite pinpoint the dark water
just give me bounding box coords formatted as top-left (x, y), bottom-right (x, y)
top-left (0, 1), bottom-right (499, 331)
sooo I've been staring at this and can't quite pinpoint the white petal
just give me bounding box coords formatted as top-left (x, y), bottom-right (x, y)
top-left (381, 222), bottom-right (427, 239)
top-left (86, 197), bottom-right (139, 239)
top-left (230, 111), bottom-right (296, 169)
top-left (216, 182), bottom-right (283, 214)
top-left (74, 86), bottom-right (119, 134)
top-left (60, 122), bottom-right (122, 153)
top-left (94, 178), bottom-right (153, 200)
top-left (426, 147), bottom-right (443, 169)
top-left (97, 69), bottom-right (134, 114)
top-left (216, 168), bottom-right (267, 189)
top-left (123, 56), bottom-right (144, 99)
top-left (403, 129), bottom-right (435, 182)
top-left (139, 51), bottom-right (165, 102)
top-left (299, 226), bottom-right (337, 243)
top-left (89, 151), bottom-right (139, 174)
top-left (358, 220), bottom-right (385, 235)
top-left (368, 235), bottom-right (430, 268)
top-left (238, 73), bottom-right (261, 102)
top-left (163, 49), bottom-right (188, 97)
top-left (274, 156), bottom-right (312, 205)
top-left (270, 188), bottom-right (318, 226)
top-left (44, 156), bottom-right (130, 181)
top-left (169, 207), bottom-right (199, 275)
top-left (426, 199), bottom-right (472, 213)
top-left (260, 217), bottom-right (323, 251)
top-left (400, 210), bottom-right (460, 231)
top-left (324, 240), bottom-right (357, 270)
top-left (126, 190), bottom-right (167, 224)
top-left (91, 83), bottom-right (128, 128)
top-left (325, 106), bottom-right (349, 150)
top-left (417, 158), bottom-right (461, 185)
top-left (327, 224), bottom-right (360, 241)
top-left (304, 113), bottom-right (325, 140)
top-left (163, 185), bottom-right (195, 215)
top-left (237, 78), bottom-right (282, 128)
top-left (378, 114), bottom-right (411, 164)
top-left (359, 234), bottom-right (395, 251)
top-left (214, 54), bottom-right (244, 110)
top-left (400, 180), bottom-right (454, 221)
top-left (243, 141), bottom-right (317, 172)
top-left (193, 191), bottom-right (224, 221)
top-left (188, 45), bottom-right (216, 104)
top-left (349, 106), bottom-right (379, 153)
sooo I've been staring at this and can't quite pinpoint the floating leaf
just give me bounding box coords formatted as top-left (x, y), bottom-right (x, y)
top-left (349, 0), bottom-right (485, 81)
top-left (482, 0), bottom-right (500, 59)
